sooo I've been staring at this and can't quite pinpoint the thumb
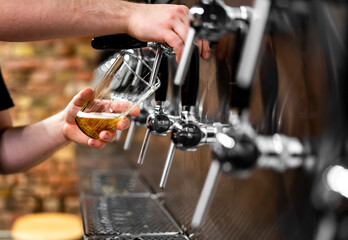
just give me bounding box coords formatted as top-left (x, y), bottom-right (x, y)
top-left (72, 88), bottom-right (94, 108)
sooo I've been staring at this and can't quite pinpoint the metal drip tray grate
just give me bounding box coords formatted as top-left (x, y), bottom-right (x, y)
top-left (81, 195), bottom-right (183, 238)
top-left (79, 170), bottom-right (150, 196)
top-left (85, 235), bottom-right (189, 240)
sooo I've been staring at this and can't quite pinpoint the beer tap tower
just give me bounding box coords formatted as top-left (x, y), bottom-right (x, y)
top-left (166, 0), bottom-right (313, 229)
top-left (84, 1), bottom-right (348, 239)
top-left (159, 46), bottom-right (233, 189)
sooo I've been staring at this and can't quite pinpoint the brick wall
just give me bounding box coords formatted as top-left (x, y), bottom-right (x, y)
top-left (0, 38), bottom-right (98, 230)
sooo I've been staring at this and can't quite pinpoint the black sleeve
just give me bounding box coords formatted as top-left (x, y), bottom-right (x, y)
top-left (0, 69), bottom-right (14, 111)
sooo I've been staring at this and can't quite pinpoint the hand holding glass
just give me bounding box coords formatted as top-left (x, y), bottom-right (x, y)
top-left (75, 50), bottom-right (160, 139)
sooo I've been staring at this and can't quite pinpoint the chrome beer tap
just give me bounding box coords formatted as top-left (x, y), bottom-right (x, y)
top-left (123, 45), bottom-right (164, 150)
top-left (137, 55), bottom-right (179, 164)
top-left (174, 0), bottom-right (270, 88)
top-left (191, 111), bottom-right (310, 227)
top-left (159, 46), bottom-right (200, 188)
top-left (159, 47), bottom-right (231, 188)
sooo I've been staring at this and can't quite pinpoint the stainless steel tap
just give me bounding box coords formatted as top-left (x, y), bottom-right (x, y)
top-left (137, 54), bottom-right (180, 164)
top-left (191, 111), bottom-right (309, 227)
top-left (159, 46), bottom-right (231, 188)
top-left (123, 44), bottom-right (166, 151)
top-left (159, 45), bottom-right (200, 188)
top-left (174, 0), bottom-right (270, 88)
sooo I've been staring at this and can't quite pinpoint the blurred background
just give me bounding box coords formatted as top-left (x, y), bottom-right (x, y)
top-left (0, 38), bottom-right (97, 230)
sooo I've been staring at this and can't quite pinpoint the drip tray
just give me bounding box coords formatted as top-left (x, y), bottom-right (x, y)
top-left (85, 235), bottom-right (189, 240)
top-left (79, 167), bottom-right (188, 239)
top-left (80, 194), bottom-right (186, 239)
top-left (79, 170), bottom-right (151, 196)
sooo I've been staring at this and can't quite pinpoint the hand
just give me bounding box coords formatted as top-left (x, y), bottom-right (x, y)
top-left (126, 3), bottom-right (210, 62)
top-left (62, 88), bottom-right (139, 149)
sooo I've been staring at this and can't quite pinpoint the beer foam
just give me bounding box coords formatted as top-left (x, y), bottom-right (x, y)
top-left (76, 111), bottom-right (120, 119)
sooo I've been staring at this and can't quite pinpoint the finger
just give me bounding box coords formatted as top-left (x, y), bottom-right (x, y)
top-left (177, 5), bottom-right (190, 27)
top-left (128, 106), bottom-right (140, 116)
top-left (172, 18), bottom-right (189, 44)
top-left (99, 131), bottom-right (116, 142)
top-left (195, 39), bottom-right (203, 57)
top-left (107, 101), bottom-right (140, 116)
top-left (88, 139), bottom-right (107, 149)
top-left (116, 117), bottom-right (130, 130)
top-left (72, 88), bottom-right (94, 107)
top-left (163, 30), bottom-right (185, 62)
top-left (201, 40), bottom-right (211, 60)
top-left (107, 101), bottom-right (131, 113)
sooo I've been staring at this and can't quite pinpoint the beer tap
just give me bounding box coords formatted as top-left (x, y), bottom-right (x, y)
top-left (191, 111), bottom-right (309, 227)
top-left (159, 46), bottom-right (229, 188)
top-left (137, 55), bottom-right (180, 164)
top-left (174, 0), bottom-right (271, 87)
top-left (123, 45), bottom-right (164, 150)
top-left (124, 44), bottom-right (176, 150)
top-left (159, 46), bottom-right (200, 188)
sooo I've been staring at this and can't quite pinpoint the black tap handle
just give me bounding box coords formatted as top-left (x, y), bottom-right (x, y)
top-left (181, 45), bottom-right (199, 107)
top-left (155, 54), bottom-right (169, 102)
top-left (91, 34), bottom-right (148, 50)
top-left (229, 26), bottom-right (250, 111)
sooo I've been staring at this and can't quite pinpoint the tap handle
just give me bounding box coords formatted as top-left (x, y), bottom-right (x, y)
top-left (236, 0), bottom-right (271, 88)
top-left (159, 142), bottom-right (176, 188)
top-left (91, 34), bottom-right (148, 50)
top-left (173, 28), bottom-right (196, 86)
top-left (181, 45), bottom-right (200, 107)
top-left (191, 159), bottom-right (221, 227)
top-left (137, 128), bottom-right (152, 165)
top-left (228, 24), bottom-right (251, 111)
top-left (155, 54), bottom-right (169, 102)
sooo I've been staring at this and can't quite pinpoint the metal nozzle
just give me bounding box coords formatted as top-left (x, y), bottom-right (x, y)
top-left (159, 142), bottom-right (176, 188)
top-left (137, 128), bottom-right (152, 164)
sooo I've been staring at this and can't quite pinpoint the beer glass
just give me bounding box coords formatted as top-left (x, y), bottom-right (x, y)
top-left (75, 50), bottom-right (161, 139)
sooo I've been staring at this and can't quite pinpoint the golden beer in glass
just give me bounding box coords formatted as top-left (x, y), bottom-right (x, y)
top-left (75, 50), bottom-right (160, 139)
top-left (75, 112), bottom-right (122, 139)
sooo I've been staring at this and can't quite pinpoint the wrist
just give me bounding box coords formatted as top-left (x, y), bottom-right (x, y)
top-left (55, 111), bottom-right (71, 145)
top-left (120, 1), bottom-right (144, 38)
top-left (92, 0), bottom-right (135, 36)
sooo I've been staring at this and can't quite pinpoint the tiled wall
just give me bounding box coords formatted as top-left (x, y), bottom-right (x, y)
top-left (0, 38), bottom-right (98, 230)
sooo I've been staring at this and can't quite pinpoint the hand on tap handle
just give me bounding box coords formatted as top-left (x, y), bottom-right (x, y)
top-left (174, 0), bottom-right (249, 86)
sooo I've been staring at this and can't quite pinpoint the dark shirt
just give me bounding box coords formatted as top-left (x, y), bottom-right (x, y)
top-left (0, 68), bottom-right (14, 111)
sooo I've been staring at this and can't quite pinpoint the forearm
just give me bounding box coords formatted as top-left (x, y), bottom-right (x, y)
top-left (0, 111), bottom-right (70, 174)
top-left (0, 0), bottom-right (132, 41)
